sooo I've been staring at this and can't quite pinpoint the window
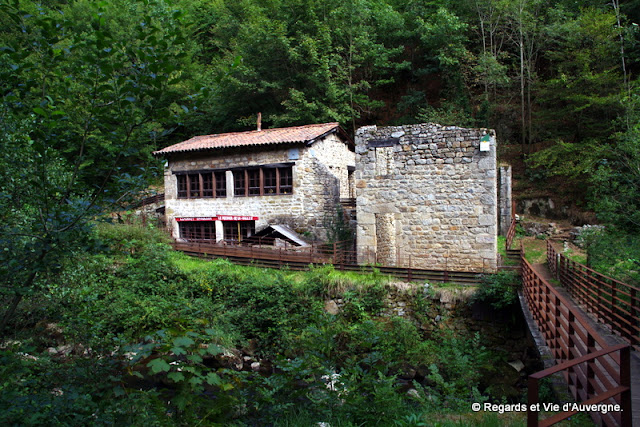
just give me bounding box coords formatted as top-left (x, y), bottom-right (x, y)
top-left (264, 168), bottom-right (277, 194)
top-left (177, 171), bottom-right (227, 199)
top-left (202, 173), bottom-right (213, 198)
top-left (216, 172), bottom-right (226, 197)
top-left (188, 173), bottom-right (200, 198)
top-left (223, 220), bottom-right (255, 243)
top-left (179, 221), bottom-right (216, 242)
top-left (177, 165), bottom-right (292, 198)
top-left (248, 169), bottom-right (260, 196)
top-left (232, 165), bottom-right (293, 197)
top-left (234, 170), bottom-right (246, 197)
top-left (279, 167), bottom-right (292, 194)
top-left (177, 175), bottom-right (187, 198)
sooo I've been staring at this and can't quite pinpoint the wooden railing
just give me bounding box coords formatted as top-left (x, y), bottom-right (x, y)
top-left (133, 193), bottom-right (165, 207)
top-left (522, 254), bottom-right (632, 426)
top-left (172, 241), bottom-right (485, 285)
top-left (547, 241), bottom-right (640, 351)
top-left (528, 344), bottom-right (631, 427)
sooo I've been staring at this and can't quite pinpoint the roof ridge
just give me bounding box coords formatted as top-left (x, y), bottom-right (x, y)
top-left (192, 122), bottom-right (339, 140)
top-left (153, 122), bottom-right (344, 156)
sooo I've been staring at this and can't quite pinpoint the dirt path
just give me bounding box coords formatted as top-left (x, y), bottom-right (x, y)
top-left (531, 263), bottom-right (554, 283)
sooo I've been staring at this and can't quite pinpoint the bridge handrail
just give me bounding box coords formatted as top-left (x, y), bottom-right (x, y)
top-left (528, 343), bottom-right (631, 427)
top-left (521, 252), bottom-right (632, 426)
top-left (547, 240), bottom-right (640, 351)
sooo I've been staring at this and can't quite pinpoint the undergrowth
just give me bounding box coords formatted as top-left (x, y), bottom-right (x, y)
top-left (1, 223), bottom-right (525, 426)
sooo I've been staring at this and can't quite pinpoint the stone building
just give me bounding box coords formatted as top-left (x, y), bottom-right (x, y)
top-left (355, 123), bottom-right (498, 272)
top-left (153, 122), bottom-right (355, 243)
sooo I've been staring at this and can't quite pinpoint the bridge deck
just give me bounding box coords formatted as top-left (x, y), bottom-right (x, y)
top-left (529, 263), bottom-right (640, 426)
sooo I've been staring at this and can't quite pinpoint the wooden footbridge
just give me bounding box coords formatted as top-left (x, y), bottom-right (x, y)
top-left (517, 237), bottom-right (639, 426)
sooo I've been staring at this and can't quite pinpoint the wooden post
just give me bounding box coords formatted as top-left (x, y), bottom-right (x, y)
top-left (620, 346), bottom-right (632, 426)
top-left (586, 334), bottom-right (595, 396)
top-left (554, 296), bottom-right (563, 360)
top-left (567, 311), bottom-right (575, 389)
top-left (630, 288), bottom-right (637, 346)
top-left (333, 242), bottom-right (337, 264)
top-left (527, 377), bottom-right (539, 427)
top-left (611, 280), bottom-right (617, 332)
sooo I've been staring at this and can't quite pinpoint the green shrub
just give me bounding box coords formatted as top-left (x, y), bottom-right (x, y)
top-left (0, 348), bottom-right (168, 426)
top-left (124, 327), bottom-right (239, 425)
top-left (584, 229), bottom-right (640, 286)
top-left (471, 271), bottom-right (521, 310)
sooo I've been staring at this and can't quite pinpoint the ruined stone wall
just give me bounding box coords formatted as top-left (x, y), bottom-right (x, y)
top-left (355, 123), bottom-right (497, 272)
top-left (163, 134), bottom-right (355, 241)
top-left (498, 165), bottom-right (513, 236)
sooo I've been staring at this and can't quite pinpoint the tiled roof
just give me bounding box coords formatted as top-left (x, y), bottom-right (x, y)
top-left (154, 122), bottom-right (347, 155)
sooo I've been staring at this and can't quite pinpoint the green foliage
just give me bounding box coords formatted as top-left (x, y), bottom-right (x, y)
top-left (0, 347), bottom-right (167, 426)
top-left (0, 0), bottom-right (194, 335)
top-left (527, 139), bottom-right (605, 180)
top-left (590, 93), bottom-right (640, 232)
top-left (417, 101), bottom-right (476, 127)
top-left (193, 0), bottom-right (408, 132)
top-left (341, 282), bottom-right (387, 320)
top-left (325, 205), bottom-right (355, 244)
top-left (2, 222), bottom-right (524, 424)
top-left (304, 264), bottom-right (389, 298)
top-left (124, 327), bottom-right (237, 423)
top-left (471, 272), bottom-right (521, 310)
top-left (583, 228), bottom-right (640, 286)
top-left (54, 224), bottom-right (217, 344)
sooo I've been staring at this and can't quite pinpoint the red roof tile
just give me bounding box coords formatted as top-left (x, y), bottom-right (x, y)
top-left (154, 122), bottom-right (347, 155)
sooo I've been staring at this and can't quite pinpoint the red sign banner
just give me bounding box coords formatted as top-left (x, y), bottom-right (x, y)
top-left (217, 215), bottom-right (258, 221)
top-left (176, 217), bottom-right (217, 222)
top-left (175, 216), bottom-right (258, 222)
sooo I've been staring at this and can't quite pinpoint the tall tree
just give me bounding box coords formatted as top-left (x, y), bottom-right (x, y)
top-left (0, 0), bottom-right (191, 335)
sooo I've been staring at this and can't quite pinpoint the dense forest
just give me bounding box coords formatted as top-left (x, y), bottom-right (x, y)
top-left (0, 0), bottom-right (639, 424)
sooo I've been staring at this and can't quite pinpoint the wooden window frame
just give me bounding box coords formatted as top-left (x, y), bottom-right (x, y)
top-left (176, 164), bottom-right (293, 198)
top-left (248, 169), bottom-right (261, 196)
top-left (215, 171), bottom-right (226, 197)
top-left (177, 171), bottom-right (228, 199)
top-left (179, 221), bottom-right (216, 242)
top-left (234, 170), bottom-right (246, 197)
top-left (223, 220), bottom-right (255, 243)
top-left (202, 173), bottom-right (213, 198)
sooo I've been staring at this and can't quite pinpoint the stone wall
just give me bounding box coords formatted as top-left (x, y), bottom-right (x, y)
top-left (498, 165), bottom-right (513, 236)
top-left (355, 123), bottom-right (497, 272)
top-left (164, 133), bottom-right (355, 241)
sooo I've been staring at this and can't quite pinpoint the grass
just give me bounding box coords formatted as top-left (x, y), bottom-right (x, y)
top-left (170, 251), bottom-right (392, 296)
top-left (168, 250), bottom-right (209, 271)
top-left (498, 236), bottom-right (507, 256)
top-left (562, 247), bottom-right (588, 265)
top-left (430, 281), bottom-right (471, 289)
top-left (522, 238), bottom-right (547, 264)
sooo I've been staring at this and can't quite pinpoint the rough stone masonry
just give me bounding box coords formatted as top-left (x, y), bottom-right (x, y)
top-left (355, 123), bottom-right (498, 273)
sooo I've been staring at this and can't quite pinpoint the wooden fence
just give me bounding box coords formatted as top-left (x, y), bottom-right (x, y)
top-left (547, 241), bottom-right (640, 352)
top-left (172, 241), bottom-right (485, 285)
top-left (522, 254), bottom-right (632, 426)
top-left (133, 193), bottom-right (165, 207)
